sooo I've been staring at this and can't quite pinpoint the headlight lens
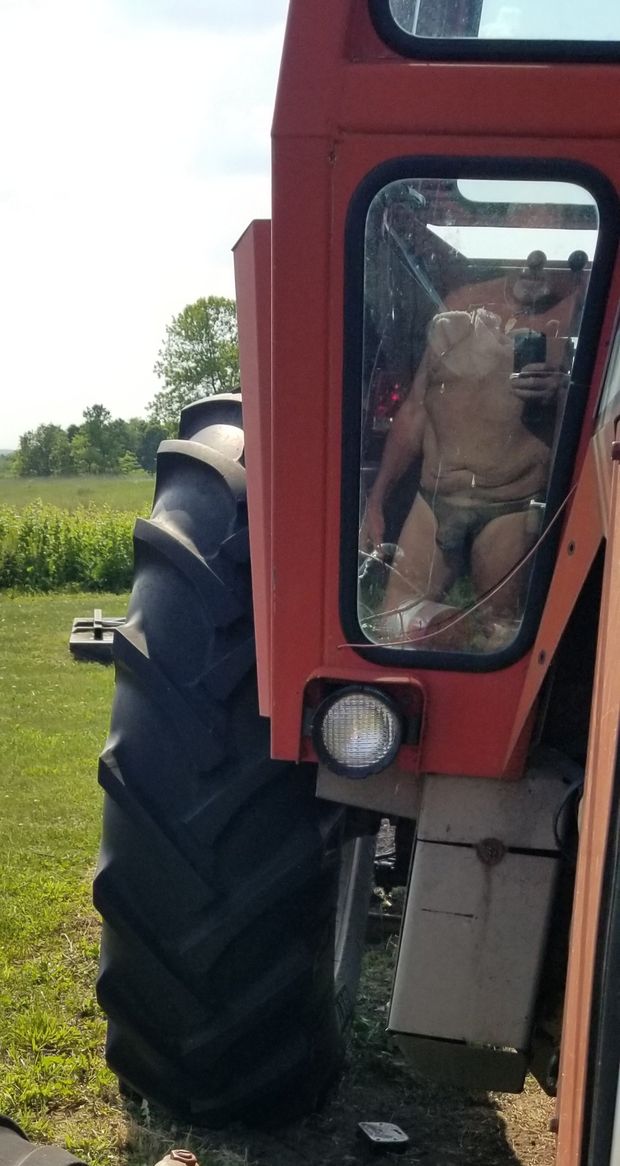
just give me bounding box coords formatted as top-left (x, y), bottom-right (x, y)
top-left (312, 687), bottom-right (403, 778)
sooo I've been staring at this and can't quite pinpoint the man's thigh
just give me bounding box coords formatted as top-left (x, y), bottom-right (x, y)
top-left (471, 509), bottom-right (533, 616)
top-left (385, 491), bottom-right (454, 607)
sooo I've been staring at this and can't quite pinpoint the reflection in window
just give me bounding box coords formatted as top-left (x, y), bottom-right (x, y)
top-left (358, 177), bottom-right (598, 654)
top-left (389, 0), bottom-right (620, 42)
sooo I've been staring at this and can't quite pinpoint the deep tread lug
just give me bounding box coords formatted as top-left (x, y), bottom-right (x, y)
top-left (95, 402), bottom-right (372, 1125)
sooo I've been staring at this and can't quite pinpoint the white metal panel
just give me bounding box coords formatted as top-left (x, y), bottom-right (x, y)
top-left (417, 769), bottom-right (566, 851)
top-left (389, 840), bottom-right (558, 1047)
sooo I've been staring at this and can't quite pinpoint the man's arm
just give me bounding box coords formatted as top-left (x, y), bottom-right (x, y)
top-left (509, 362), bottom-right (570, 406)
top-left (363, 357), bottom-right (428, 548)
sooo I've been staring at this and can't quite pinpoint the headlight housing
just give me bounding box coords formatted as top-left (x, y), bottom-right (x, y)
top-left (312, 686), bottom-right (403, 778)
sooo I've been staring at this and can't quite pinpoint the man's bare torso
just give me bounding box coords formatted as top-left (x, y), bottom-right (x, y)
top-left (416, 274), bottom-right (579, 505)
top-left (420, 368), bottom-right (552, 502)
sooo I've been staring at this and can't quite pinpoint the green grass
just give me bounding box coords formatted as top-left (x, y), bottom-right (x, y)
top-left (0, 595), bottom-right (247, 1166)
top-left (0, 476), bottom-right (155, 515)
top-left (0, 594), bottom-right (554, 1166)
top-left (0, 593), bottom-right (260, 1166)
top-left (0, 593), bottom-right (124, 1162)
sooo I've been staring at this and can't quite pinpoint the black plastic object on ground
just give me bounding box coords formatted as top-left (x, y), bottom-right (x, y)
top-left (357, 1121), bottom-right (410, 1154)
top-left (0, 1114), bottom-right (86, 1166)
top-left (94, 394), bottom-right (374, 1126)
top-left (69, 610), bottom-right (126, 663)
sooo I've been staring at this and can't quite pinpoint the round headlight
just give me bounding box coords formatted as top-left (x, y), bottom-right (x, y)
top-left (312, 686), bottom-right (403, 778)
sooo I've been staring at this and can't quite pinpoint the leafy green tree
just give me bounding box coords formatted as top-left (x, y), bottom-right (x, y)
top-left (69, 431), bottom-right (96, 475)
top-left (135, 420), bottom-right (168, 472)
top-left (48, 430), bottom-right (72, 475)
top-left (109, 418), bottom-right (131, 457)
top-left (14, 404), bottom-right (168, 477)
top-left (149, 296), bottom-right (239, 428)
top-left (66, 404), bottom-right (121, 474)
top-left (118, 450), bottom-right (141, 474)
top-left (16, 424), bottom-right (72, 476)
top-left (0, 452), bottom-right (17, 477)
top-left (81, 404), bottom-right (114, 469)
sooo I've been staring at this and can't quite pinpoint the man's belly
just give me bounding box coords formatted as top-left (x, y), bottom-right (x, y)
top-left (421, 375), bottom-right (555, 501)
top-left (420, 432), bottom-right (551, 503)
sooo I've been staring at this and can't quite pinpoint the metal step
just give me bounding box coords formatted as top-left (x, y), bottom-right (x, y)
top-left (69, 608), bottom-right (126, 663)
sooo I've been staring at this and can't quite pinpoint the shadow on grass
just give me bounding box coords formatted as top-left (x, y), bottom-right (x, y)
top-left (117, 1071), bottom-right (525, 1166)
top-left (114, 943), bottom-right (537, 1166)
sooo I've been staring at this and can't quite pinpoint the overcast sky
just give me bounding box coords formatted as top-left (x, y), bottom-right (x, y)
top-left (0, 0), bottom-right (288, 448)
top-left (2, 1), bottom-right (617, 449)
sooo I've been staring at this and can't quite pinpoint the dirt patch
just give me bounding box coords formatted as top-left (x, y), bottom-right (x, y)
top-left (123, 937), bottom-right (555, 1166)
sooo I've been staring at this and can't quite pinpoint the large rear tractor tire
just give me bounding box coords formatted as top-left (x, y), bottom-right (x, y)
top-left (94, 395), bottom-right (374, 1126)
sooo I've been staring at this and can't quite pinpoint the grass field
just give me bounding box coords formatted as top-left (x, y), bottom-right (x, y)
top-left (0, 593), bottom-right (127, 1164)
top-left (0, 476), bottom-right (153, 593)
top-left (0, 592), bottom-right (556, 1166)
top-left (0, 476), bottom-right (155, 514)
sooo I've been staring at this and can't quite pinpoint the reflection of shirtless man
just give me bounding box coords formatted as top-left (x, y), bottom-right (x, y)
top-left (364, 251), bottom-right (585, 629)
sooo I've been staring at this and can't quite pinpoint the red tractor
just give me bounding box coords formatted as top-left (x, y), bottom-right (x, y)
top-left (94, 3), bottom-right (620, 1163)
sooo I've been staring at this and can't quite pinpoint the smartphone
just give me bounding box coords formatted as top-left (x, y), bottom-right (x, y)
top-left (512, 329), bottom-right (547, 373)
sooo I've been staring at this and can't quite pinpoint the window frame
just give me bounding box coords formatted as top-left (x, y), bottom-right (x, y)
top-left (369, 0), bottom-right (620, 63)
top-left (581, 728), bottom-right (620, 1166)
top-left (596, 323), bottom-right (620, 424)
top-left (340, 156), bottom-right (619, 672)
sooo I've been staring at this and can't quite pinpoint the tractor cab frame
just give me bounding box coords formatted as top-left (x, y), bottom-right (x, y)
top-left (96, 2), bottom-right (620, 1160)
top-left (234, 0), bottom-right (620, 1155)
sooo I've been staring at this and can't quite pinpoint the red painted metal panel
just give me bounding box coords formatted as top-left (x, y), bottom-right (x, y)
top-left (257, 2), bottom-right (620, 1157)
top-left (505, 447), bottom-right (604, 768)
top-left (274, 4), bottom-right (620, 140)
top-left (269, 136), bottom-right (333, 755)
top-left (338, 65), bottom-right (620, 139)
top-left (266, 0), bottom-right (620, 778)
top-left (555, 453), bottom-right (620, 1165)
top-left (233, 221), bottom-right (273, 715)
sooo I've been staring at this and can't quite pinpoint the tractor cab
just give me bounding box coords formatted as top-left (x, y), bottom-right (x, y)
top-left (233, 0), bottom-right (620, 1149)
top-left (96, 1), bottom-right (620, 1160)
top-left (356, 175), bottom-right (597, 657)
top-left (235, 0), bottom-right (619, 780)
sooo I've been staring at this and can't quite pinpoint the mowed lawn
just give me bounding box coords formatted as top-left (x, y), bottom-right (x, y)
top-left (0, 528), bottom-right (556, 1164)
top-left (0, 466), bottom-right (258, 1166)
top-left (0, 593), bottom-right (129, 1165)
top-left (0, 594), bottom-right (271, 1166)
top-left (0, 475), bottom-right (155, 514)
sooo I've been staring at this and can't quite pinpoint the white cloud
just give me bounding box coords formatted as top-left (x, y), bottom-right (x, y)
top-left (0, 0), bottom-right (286, 446)
top-left (112, 0), bottom-right (287, 32)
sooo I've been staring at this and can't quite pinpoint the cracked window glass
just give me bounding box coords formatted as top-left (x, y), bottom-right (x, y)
top-left (388, 0), bottom-right (619, 42)
top-left (358, 176), bottom-right (598, 654)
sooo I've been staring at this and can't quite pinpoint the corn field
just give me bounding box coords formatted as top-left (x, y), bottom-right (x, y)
top-left (0, 502), bottom-right (136, 592)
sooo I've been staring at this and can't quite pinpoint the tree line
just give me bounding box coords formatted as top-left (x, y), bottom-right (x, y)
top-left (2, 295), bottom-right (240, 477)
top-left (10, 407), bottom-right (170, 477)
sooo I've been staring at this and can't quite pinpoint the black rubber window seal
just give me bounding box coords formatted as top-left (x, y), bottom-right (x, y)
top-left (368, 0), bottom-right (620, 63)
top-left (340, 155), bottom-right (619, 673)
